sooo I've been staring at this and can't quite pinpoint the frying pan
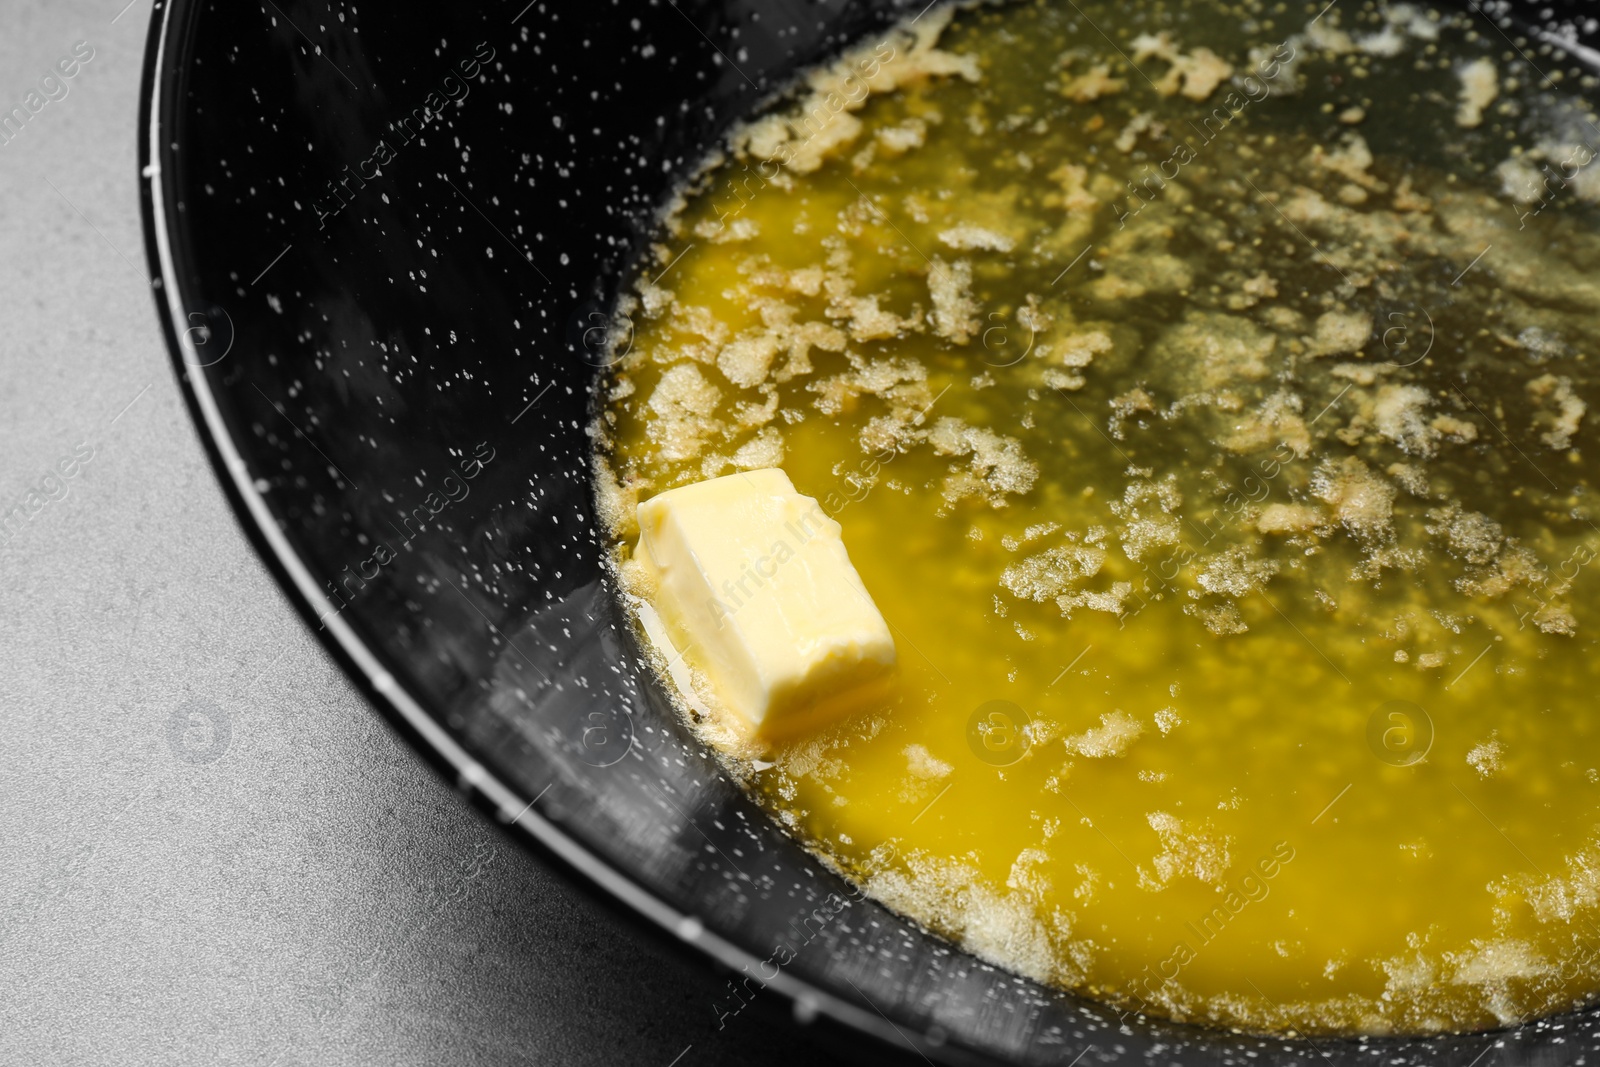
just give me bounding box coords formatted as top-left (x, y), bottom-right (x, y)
top-left (138, 0), bottom-right (1600, 1062)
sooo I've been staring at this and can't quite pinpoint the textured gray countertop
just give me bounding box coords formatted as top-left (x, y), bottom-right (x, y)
top-left (0, 3), bottom-right (823, 1063)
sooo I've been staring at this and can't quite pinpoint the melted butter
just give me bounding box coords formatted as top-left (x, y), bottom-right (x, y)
top-left (595, 0), bottom-right (1600, 1035)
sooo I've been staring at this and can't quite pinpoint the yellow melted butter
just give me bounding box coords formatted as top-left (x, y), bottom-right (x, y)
top-left (595, 0), bottom-right (1600, 1035)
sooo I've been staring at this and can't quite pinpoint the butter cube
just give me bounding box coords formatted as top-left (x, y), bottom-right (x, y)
top-left (635, 468), bottom-right (896, 742)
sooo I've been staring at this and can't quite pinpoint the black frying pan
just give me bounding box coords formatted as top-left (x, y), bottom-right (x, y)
top-left (139, 1), bottom-right (1600, 1062)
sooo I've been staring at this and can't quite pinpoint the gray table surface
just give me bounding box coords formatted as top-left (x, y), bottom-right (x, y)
top-left (0, 3), bottom-right (830, 1063)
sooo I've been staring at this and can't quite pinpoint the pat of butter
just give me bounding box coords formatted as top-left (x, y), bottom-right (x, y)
top-left (635, 468), bottom-right (896, 742)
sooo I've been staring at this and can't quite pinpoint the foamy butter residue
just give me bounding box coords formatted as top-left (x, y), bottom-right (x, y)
top-left (593, 0), bottom-right (1600, 1036)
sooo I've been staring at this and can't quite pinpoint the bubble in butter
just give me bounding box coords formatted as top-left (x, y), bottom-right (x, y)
top-left (634, 467), bottom-right (897, 744)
